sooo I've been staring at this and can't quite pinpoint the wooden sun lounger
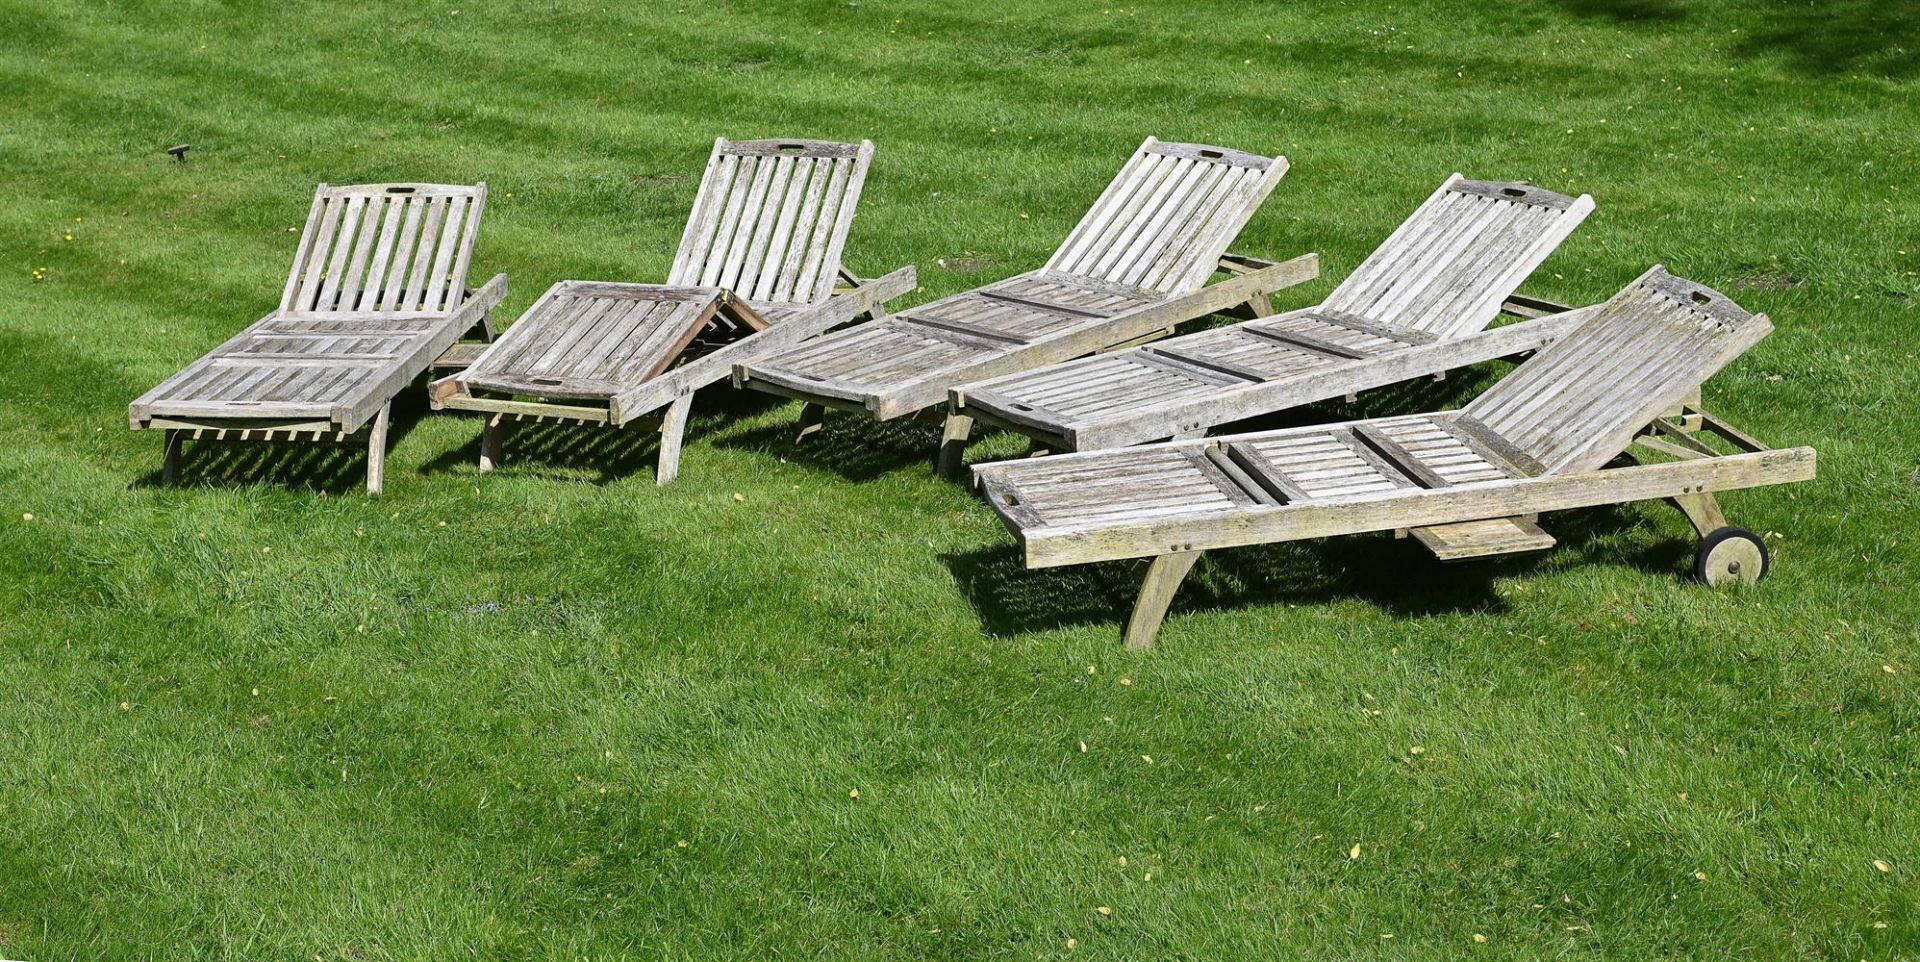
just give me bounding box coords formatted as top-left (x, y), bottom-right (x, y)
top-left (129, 182), bottom-right (505, 494)
top-left (972, 267), bottom-right (1816, 649)
top-left (948, 176), bottom-right (1596, 466)
top-left (732, 137), bottom-right (1319, 439)
top-left (428, 138), bottom-right (914, 484)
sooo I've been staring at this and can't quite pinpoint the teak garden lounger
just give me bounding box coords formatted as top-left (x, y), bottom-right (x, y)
top-left (948, 175), bottom-right (1595, 464)
top-left (732, 137), bottom-right (1318, 439)
top-left (428, 138), bottom-right (913, 485)
top-left (972, 267), bottom-right (1816, 649)
top-left (129, 182), bottom-right (505, 494)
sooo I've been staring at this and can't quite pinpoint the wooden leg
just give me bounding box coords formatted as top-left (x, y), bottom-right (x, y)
top-left (161, 430), bottom-right (184, 485)
top-left (656, 396), bottom-right (693, 487)
top-left (365, 403), bottom-right (391, 496)
top-left (1124, 550), bottom-right (1203, 651)
top-left (1025, 441), bottom-right (1051, 458)
top-left (937, 413), bottom-right (973, 478)
top-left (794, 402), bottom-right (826, 444)
top-left (1242, 293), bottom-right (1274, 318)
top-left (479, 414), bottom-right (508, 473)
top-left (1671, 492), bottom-right (1727, 537)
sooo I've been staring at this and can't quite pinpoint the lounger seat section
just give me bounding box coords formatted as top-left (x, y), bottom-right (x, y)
top-left (129, 182), bottom-right (505, 494)
top-left (428, 138), bottom-right (913, 485)
top-left (953, 176), bottom-right (1594, 453)
top-left (736, 269), bottom-right (1165, 415)
top-left (736, 137), bottom-right (1318, 427)
top-left (973, 267), bottom-right (1816, 649)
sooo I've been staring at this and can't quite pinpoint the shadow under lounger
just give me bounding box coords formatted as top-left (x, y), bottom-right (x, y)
top-left (971, 266), bottom-right (1816, 650)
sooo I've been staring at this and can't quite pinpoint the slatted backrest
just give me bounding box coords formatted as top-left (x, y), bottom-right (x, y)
top-left (1322, 175), bottom-right (1594, 340)
top-left (279, 182), bottom-right (487, 316)
top-left (1044, 138), bottom-right (1288, 296)
top-left (1462, 267), bottom-right (1772, 475)
top-left (666, 138), bottom-right (874, 306)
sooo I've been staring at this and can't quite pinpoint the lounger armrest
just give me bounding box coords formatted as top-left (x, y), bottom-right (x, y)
top-left (1499, 292), bottom-right (1576, 320)
top-left (1007, 446), bottom-right (1816, 568)
top-left (1216, 252), bottom-right (1281, 276)
top-left (1088, 252), bottom-right (1319, 351)
top-left (1052, 303), bottom-right (1602, 451)
top-left (451, 273), bottom-right (509, 331)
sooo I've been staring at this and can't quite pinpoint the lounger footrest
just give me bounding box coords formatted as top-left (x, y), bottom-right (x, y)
top-left (1408, 517), bottom-right (1556, 562)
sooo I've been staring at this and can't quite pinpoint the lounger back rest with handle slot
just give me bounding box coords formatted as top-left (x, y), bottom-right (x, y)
top-left (1460, 266), bottom-right (1773, 475)
top-left (1043, 138), bottom-right (1288, 296)
top-left (280, 183), bottom-right (488, 317)
top-left (1319, 175), bottom-right (1593, 340)
top-left (666, 138), bottom-right (875, 306)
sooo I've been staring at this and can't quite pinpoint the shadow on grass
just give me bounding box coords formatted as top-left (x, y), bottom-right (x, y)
top-left (129, 402), bottom-right (426, 496)
top-left (1731, 0), bottom-right (1920, 79)
top-left (1547, 0), bottom-right (1685, 22)
top-left (945, 498), bottom-right (1699, 638)
top-left (1543, 0), bottom-right (1919, 78)
top-left (415, 385), bottom-right (795, 484)
top-left (417, 413), bottom-right (663, 485)
top-left (712, 405), bottom-right (942, 482)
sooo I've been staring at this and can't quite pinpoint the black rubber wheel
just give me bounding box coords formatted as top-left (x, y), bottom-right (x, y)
top-left (1694, 526), bottom-right (1769, 586)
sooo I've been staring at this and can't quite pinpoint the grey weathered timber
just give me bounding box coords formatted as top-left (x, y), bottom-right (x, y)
top-left (971, 268), bottom-right (1816, 648)
top-left (951, 176), bottom-right (1596, 459)
top-left (733, 138), bottom-right (1311, 435)
top-left (129, 182), bottom-right (504, 494)
top-left (428, 138), bottom-right (913, 485)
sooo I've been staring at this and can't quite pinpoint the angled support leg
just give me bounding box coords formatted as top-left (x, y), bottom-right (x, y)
top-left (1671, 492), bottom-right (1727, 537)
top-left (794, 402), bottom-right (826, 444)
top-left (161, 429), bottom-right (185, 486)
top-left (479, 413), bottom-right (509, 473)
top-left (656, 395), bottom-right (694, 487)
top-left (365, 403), bottom-right (392, 496)
top-left (937, 413), bottom-right (973, 478)
top-left (1124, 550), bottom-right (1204, 650)
top-left (1243, 293), bottom-right (1274, 318)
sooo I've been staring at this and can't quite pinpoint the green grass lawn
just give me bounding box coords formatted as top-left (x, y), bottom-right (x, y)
top-left (2, 0), bottom-right (1917, 957)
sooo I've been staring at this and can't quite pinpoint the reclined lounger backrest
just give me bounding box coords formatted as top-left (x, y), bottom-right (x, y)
top-left (279, 182), bottom-right (488, 317)
top-left (1318, 175), bottom-right (1594, 341)
top-left (1459, 265), bottom-right (1773, 476)
top-left (1043, 137), bottom-right (1288, 296)
top-left (667, 137), bottom-right (874, 307)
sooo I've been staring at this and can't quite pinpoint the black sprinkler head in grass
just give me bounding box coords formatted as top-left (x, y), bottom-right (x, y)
top-left (167, 144), bottom-right (191, 161)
